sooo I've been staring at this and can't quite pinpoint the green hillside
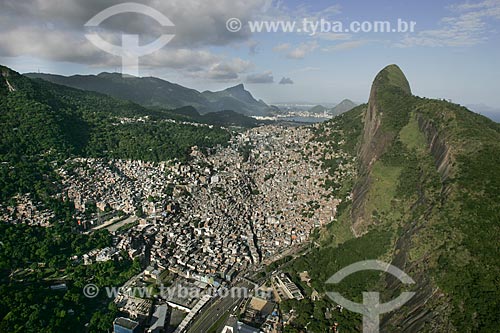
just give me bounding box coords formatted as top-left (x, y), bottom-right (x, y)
top-left (0, 65), bottom-right (230, 204)
top-left (26, 72), bottom-right (273, 116)
top-left (309, 105), bottom-right (327, 114)
top-left (331, 99), bottom-right (358, 115)
top-left (283, 65), bottom-right (500, 332)
top-left (167, 106), bottom-right (264, 127)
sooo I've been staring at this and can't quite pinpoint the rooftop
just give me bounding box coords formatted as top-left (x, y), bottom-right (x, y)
top-left (114, 317), bottom-right (139, 329)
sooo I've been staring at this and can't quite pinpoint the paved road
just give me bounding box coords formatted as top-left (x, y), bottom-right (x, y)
top-left (107, 215), bottom-right (138, 232)
top-left (185, 243), bottom-right (313, 332)
top-left (186, 281), bottom-right (253, 333)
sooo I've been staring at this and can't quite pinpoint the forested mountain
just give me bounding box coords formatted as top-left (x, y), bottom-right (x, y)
top-left (26, 72), bottom-right (274, 116)
top-left (166, 106), bottom-right (264, 127)
top-left (284, 65), bottom-right (500, 332)
top-left (308, 105), bottom-right (328, 114)
top-left (308, 99), bottom-right (357, 115)
top-left (331, 99), bottom-right (357, 115)
top-left (3, 63), bottom-right (499, 332)
top-left (0, 65), bottom-right (263, 332)
top-left (0, 65), bottom-right (231, 203)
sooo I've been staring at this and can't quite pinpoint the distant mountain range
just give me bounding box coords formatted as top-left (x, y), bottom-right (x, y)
top-left (0, 64), bottom-right (242, 202)
top-left (308, 105), bottom-right (328, 114)
top-left (167, 106), bottom-right (263, 127)
top-left (308, 99), bottom-right (358, 115)
top-left (331, 99), bottom-right (358, 114)
top-left (466, 103), bottom-right (500, 122)
top-left (26, 72), bottom-right (274, 116)
top-left (3, 63), bottom-right (500, 331)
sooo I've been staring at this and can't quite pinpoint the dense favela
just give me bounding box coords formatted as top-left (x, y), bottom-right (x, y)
top-left (1, 1), bottom-right (499, 332)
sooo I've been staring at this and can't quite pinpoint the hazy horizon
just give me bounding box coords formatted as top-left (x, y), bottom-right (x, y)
top-left (1, 0), bottom-right (500, 111)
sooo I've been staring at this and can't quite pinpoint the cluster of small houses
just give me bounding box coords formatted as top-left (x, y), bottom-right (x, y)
top-left (0, 193), bottom-right (55, 226)
top-left (4, 122), bottom-right (357, 333)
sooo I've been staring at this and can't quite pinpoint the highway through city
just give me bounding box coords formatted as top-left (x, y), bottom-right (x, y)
top-left (185, 280), bottom-right (254, 333)
top-left (185, 243), bottom-right (313, 332)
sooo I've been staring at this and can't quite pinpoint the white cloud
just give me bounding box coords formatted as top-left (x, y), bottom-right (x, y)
top-left (0, 0), bottom-right (267, 81)
top-left (0, 0), bottom-right (272, 47)
top-left (272, 43), bottom-right (291, 52)
top-left (291, 66), bottom-right (321, 73)
top-left (314, 33), bottom-right (352, 41)
top-left (246, 71), bottom-right (274, 83)
top-left (247, 40), bottom-right (260, 55)
top-left (286, 41), bottom-right (318, 59)
top-left (201, 58), bottom-right (254, 81)
top-left (316, 4), bottom-right (342, 18)
top-left (143, 49), bottom-right (220, 69)
top-left (397, 0), bottom-right (500, 47)
top-left (324, 40), bottom-right (368, 52)
top-left (290, 3), bottom-right (342, 21)
top-left (450, 0), bottom-right (500, 13)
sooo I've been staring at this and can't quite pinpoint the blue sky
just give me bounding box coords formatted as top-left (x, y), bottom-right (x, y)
top-left (1, 0), bottom-right (499, 109)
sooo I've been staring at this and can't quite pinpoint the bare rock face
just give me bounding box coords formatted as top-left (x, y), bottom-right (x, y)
top-left (359, 64), bottom-right (411, 168)
top-left (417, 115), bottom-right (453, 182)
top-left (350, 65), bottom-right (459, 331)
top-left (0, 68), bottom-right (9, 94)
top-left (351, 64), bottom-right (412, 236)
top-left (1, 66), bottom-right (17, 93)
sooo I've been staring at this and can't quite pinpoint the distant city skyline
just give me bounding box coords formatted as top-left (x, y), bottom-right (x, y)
top-left (1, 0), bottom-right (500, 110)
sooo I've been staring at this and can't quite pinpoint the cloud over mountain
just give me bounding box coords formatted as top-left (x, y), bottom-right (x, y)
top-left (0, 0), bottom-right (271, 80)
top-left (246, 71), bottom-right (274, 84)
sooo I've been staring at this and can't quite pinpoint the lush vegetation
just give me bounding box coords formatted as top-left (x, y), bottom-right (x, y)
top-left (0, 66), bottom-right (231, 204)
top-left (283, 229), bottom-right (393, 332)
top-left (167, 106), bottom-right (263, 128)
top-left (85, 121), bottom-right (229, 162)
top-left (26, 72), bottom-right (211, 110)
top-left (352, 66), bottom-right (500, 331)
top-left (370, 64), bottom-right (414, 134)
top-left (313, 104), bottom-right (365, 156)
top-left (413, 100), bottom-right (500, 331)
top-left (312, 105), bottom-right (365, 203)
top-left (3, 63), bottom-right (499, 332)
top-left (283, 65), bottom-right (500, 332)
top-left (0, 222), bottom-right (141, 332)
top-left (26, 72), bottom-right (272, 116)
top-left (0, 65), bottom-right (230, 332)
